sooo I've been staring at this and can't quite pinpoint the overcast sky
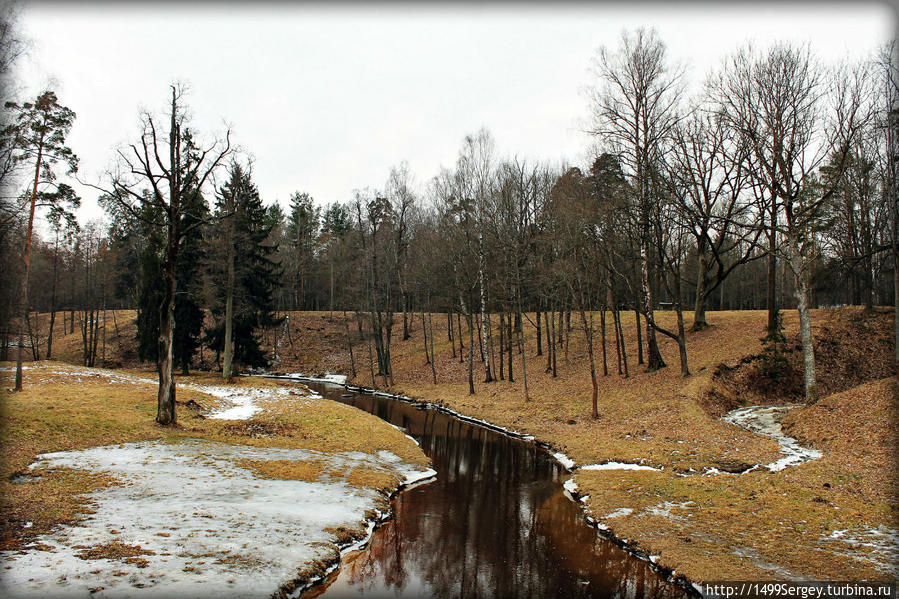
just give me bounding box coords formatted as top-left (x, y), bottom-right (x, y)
top-left (14, 1), bottom-right (896, 224)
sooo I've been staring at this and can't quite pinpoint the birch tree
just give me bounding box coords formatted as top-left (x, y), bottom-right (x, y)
top-left (712, 43), bottom-right (873, 401)
top-left (589, 27), bottom-right (684, 372)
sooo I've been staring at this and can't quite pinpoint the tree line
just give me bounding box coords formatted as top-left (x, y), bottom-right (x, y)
top-left (2, 22), bottom-right (897, 424)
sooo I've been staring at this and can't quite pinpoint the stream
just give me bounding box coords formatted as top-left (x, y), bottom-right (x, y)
top-left (299, 381), bottom-right (691, 599)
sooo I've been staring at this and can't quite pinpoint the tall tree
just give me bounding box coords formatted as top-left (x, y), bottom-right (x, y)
top-left (173, 185), bottom-right (208, 374)
top-left (206, 162), bottom-right (282, 375)
top-left (105, 85), bottom-right (231, 424)
top-left (5, 90), bottom-right (78, 390)
top-left (285, 191), bottom-right (320, 311)
top-left (712, 44), bottom-right (873, 401)
top-left (589, 27), bottom-right (683, 372)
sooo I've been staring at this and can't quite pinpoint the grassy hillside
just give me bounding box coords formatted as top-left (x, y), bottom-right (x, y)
top-left (7, 306), bottom-right (897, 582)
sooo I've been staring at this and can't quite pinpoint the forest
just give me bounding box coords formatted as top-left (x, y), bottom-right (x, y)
top-left (1, 27), bottom-right (897, 425)
top-left (2, 2), bottom-right (898, 593)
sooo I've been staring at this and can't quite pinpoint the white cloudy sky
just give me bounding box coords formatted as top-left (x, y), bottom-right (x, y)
top-left (14, 1), bottom-right (895, 224)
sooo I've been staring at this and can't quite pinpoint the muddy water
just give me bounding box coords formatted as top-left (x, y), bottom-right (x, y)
top-left (304, 383), bottom-right (690, 599)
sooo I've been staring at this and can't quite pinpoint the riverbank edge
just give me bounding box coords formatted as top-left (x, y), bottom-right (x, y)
top-left (267, 374), bottom-right (702, 597)
top-left (276, 416), bottom-right (438, 599)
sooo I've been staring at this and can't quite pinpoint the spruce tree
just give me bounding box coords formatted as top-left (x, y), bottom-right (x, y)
top-left (206, 163), bottom-right (282, 371)
top-left (173, 186), bottom-right (209, 374)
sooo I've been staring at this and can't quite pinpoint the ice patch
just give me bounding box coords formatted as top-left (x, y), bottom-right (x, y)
top-left (1, 440), bottom-right (435, 598)
top-left (553, 452), bottom-right (576, 469)
top-left (824, 526), bottom-right (899, 575)
top-left (580, 462), bottom-right (660, 472)
top-left (723, 405), bottom-right (822, 471)
top-left (604, 507), bottom-right (634, 519)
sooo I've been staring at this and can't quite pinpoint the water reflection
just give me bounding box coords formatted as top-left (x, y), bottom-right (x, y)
top-left (305, 385), bottom-right (689, 599)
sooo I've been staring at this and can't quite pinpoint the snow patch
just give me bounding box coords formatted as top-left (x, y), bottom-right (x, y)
top-left (824, 526), bottom-right (899, 575)
top-left (580, 462), bottom-right (661, 472)
top-left (553, 452), bottom-right (576, 470)
top-left (723, 405), bottom-right (822, 471)
top-left (197, 385), bottom-right (293, 420)
top-left (0, 440), bottom-right (435, 598)
top-left (604, 507), bottom-right (634, 519)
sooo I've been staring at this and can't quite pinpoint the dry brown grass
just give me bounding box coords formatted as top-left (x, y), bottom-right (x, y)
top-left (259, 307), bottom-right (896, 582)
top-left (237, 458), bottom-right (325, 482)
top-left (10, 306), bottom-right (896, 583)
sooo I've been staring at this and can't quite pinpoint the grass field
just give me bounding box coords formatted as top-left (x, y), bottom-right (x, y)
top-left (5, 305), bottom-right (897, 582)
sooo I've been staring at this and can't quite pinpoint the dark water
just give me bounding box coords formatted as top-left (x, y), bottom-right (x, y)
top-left (303, 382), bottom-right (690, 599)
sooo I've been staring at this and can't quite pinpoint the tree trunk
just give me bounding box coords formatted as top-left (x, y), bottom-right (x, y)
top-left (787, 237), bottom-right (818, 402)
top-left (427, 309), bottom-right (437, 385)
top-left (498, 312), bottom-right (505, 380)
top-left (550, 307), bottom-right (557, 377)
top-left (580, 310), bottom-right (599, 419)
top-left (421, 308), bottom-right (430, 364)
top-left (692, 248), bottom-right (709, 331)
top-left (634, 305), bottom-right (644, 365)
top-left (448, 312), bottom-right (455, 358)
top-left (506, 310), bottom-right (513, 383)
top-left (457, 311), bottom-right (465, 363)
top-left (155, 224), bottom-right (178, 425)
top-left (535, 310), bottom-right (543, 356)
top-left (14, 133), bottom-right (44, 391)
top-left (222, 223), bottom-right (236, 380)
top-left (674, 262), bottom-right (690, 377)
top-left (766, 227), bottom-right (778, 333)
top-left (640, 242), bottom-right (665, 371)
top-left (600, 309), bottom-right (608, 376)
top-left (343, 310), bottom-right (357, 378)
top-left (467, 313), bottom-right (475, 395)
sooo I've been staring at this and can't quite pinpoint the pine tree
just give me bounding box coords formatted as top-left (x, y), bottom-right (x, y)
top-left (285, 192), bottom-right (320, 310)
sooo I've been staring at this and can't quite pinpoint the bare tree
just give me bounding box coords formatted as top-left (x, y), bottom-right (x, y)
top-left (589, 27), bottom-right (684, 372)
top-left (104, 85), bottom-right (231, 424)
top-left (712, 43), bottom-right (873, 401)
top-left (668, 109), bottom-right (761, 330)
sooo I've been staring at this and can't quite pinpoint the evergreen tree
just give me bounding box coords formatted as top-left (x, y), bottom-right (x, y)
top-left (133, 197), bottom-right (165, 364)
top-left (285, 191), bottom-right (320, 310)
top-left (206, 164), bottom-right (282, 370)
top-left (173, 186), bottom-right (209, 374)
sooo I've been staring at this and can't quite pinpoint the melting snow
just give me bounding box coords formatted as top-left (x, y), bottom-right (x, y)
top-left (723, 405), bottom-right (822, 471)
top-left (580, 462), bottom-right (661, 472)
top-left (604, 508), bottom-right (634, 519)
top-left (553, 452), bottom-right (576, 469)
top-left (0, 440), bottom-right (435, 598)
top-left (825, 526), bottom-right (899, 575)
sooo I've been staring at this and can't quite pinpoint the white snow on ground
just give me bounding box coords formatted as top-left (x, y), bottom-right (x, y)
top-left (282, 372), bottom-right (347, 385)
top-left (723, 405), bottom-right (822, 471)
top-left (642, 501), bottom-right (695, 520)
top-left (0, 439), bottom-right (435, 598)
top-left (553, 452), bottom-right (576, 469)
top-left (825, 526), bottom-right (899, 576)
top-left (563, 478), bottom-right (579, 496)
top-left (579, 462), bottom-right (661, 472)
top-left (196, 384), bottom-right (294, 420)
top-left (604, 508), bottom-right (634, 519)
